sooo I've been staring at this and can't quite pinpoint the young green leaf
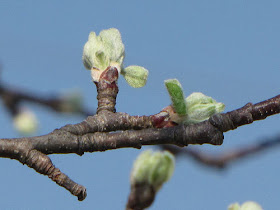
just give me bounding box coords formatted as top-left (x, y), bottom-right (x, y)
top-left (164, 79), bottom-right (187, 115)
top-left (99, 28), bottom-right (125, 65)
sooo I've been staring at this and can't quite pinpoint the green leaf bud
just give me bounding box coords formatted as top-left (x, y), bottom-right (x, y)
top-left (131, 150), bottom-right (175, 192)
top-left (121, 65), bottom-right (149, 88)
top-left (82, 28), bottom-right (125, 81)
top-left (82, 28), bottom-right (149, 87)
top-left (184, 92), bottom-right (225, 125)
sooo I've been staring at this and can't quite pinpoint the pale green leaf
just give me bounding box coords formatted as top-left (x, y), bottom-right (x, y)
top-left (121, 65), bottom-right (149, 88)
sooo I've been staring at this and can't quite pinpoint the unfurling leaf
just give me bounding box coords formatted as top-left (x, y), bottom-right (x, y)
top-left (164, 79), bottom-right (186, 115)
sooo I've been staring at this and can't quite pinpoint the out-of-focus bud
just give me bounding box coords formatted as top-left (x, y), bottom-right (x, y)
top-left (127, 150), bottom-right (175, 209)
top-left (228, 202), bottom-right (241, 210)
top-left (131, 150), bottom-right (175, 192)
top-left (228, 201), bottom-right (263, 210)
top-left (13, 109), bottom-right (38, 135)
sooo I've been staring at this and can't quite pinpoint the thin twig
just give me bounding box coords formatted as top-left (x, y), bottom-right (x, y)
top-left (161, 135), bottom-right (280, 169)
top-left (0, 83), bottom-right (93, 116)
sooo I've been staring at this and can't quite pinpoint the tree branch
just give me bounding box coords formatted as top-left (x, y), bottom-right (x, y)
top-left (0, 66), bottom-right (279, 201)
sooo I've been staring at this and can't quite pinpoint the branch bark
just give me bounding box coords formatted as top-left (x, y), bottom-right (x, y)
top-left (0, 66), bottom-right (279, 202)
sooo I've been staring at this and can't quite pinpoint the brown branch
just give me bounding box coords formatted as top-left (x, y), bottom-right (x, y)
top-left (0, 66), bottom-right (279, 202)
top-left (95, 66), bottom-right (119, 113)
top-left (0, 138), bottom-right (86, 200)
top-left (127, 182), bottom-right (155, 210)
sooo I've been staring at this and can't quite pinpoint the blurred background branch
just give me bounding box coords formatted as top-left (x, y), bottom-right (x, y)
top-left (161, 136), bottom-right (280, 169)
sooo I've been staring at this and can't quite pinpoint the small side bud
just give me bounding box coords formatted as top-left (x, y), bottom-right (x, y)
top-left (13, 109), bottom-right (38, 135)
top-left (184, 92), bottom-right (225, 125)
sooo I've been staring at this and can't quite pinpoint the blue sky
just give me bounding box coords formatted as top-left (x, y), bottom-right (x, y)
top-left (0, 1), bottom-right (279, 209)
